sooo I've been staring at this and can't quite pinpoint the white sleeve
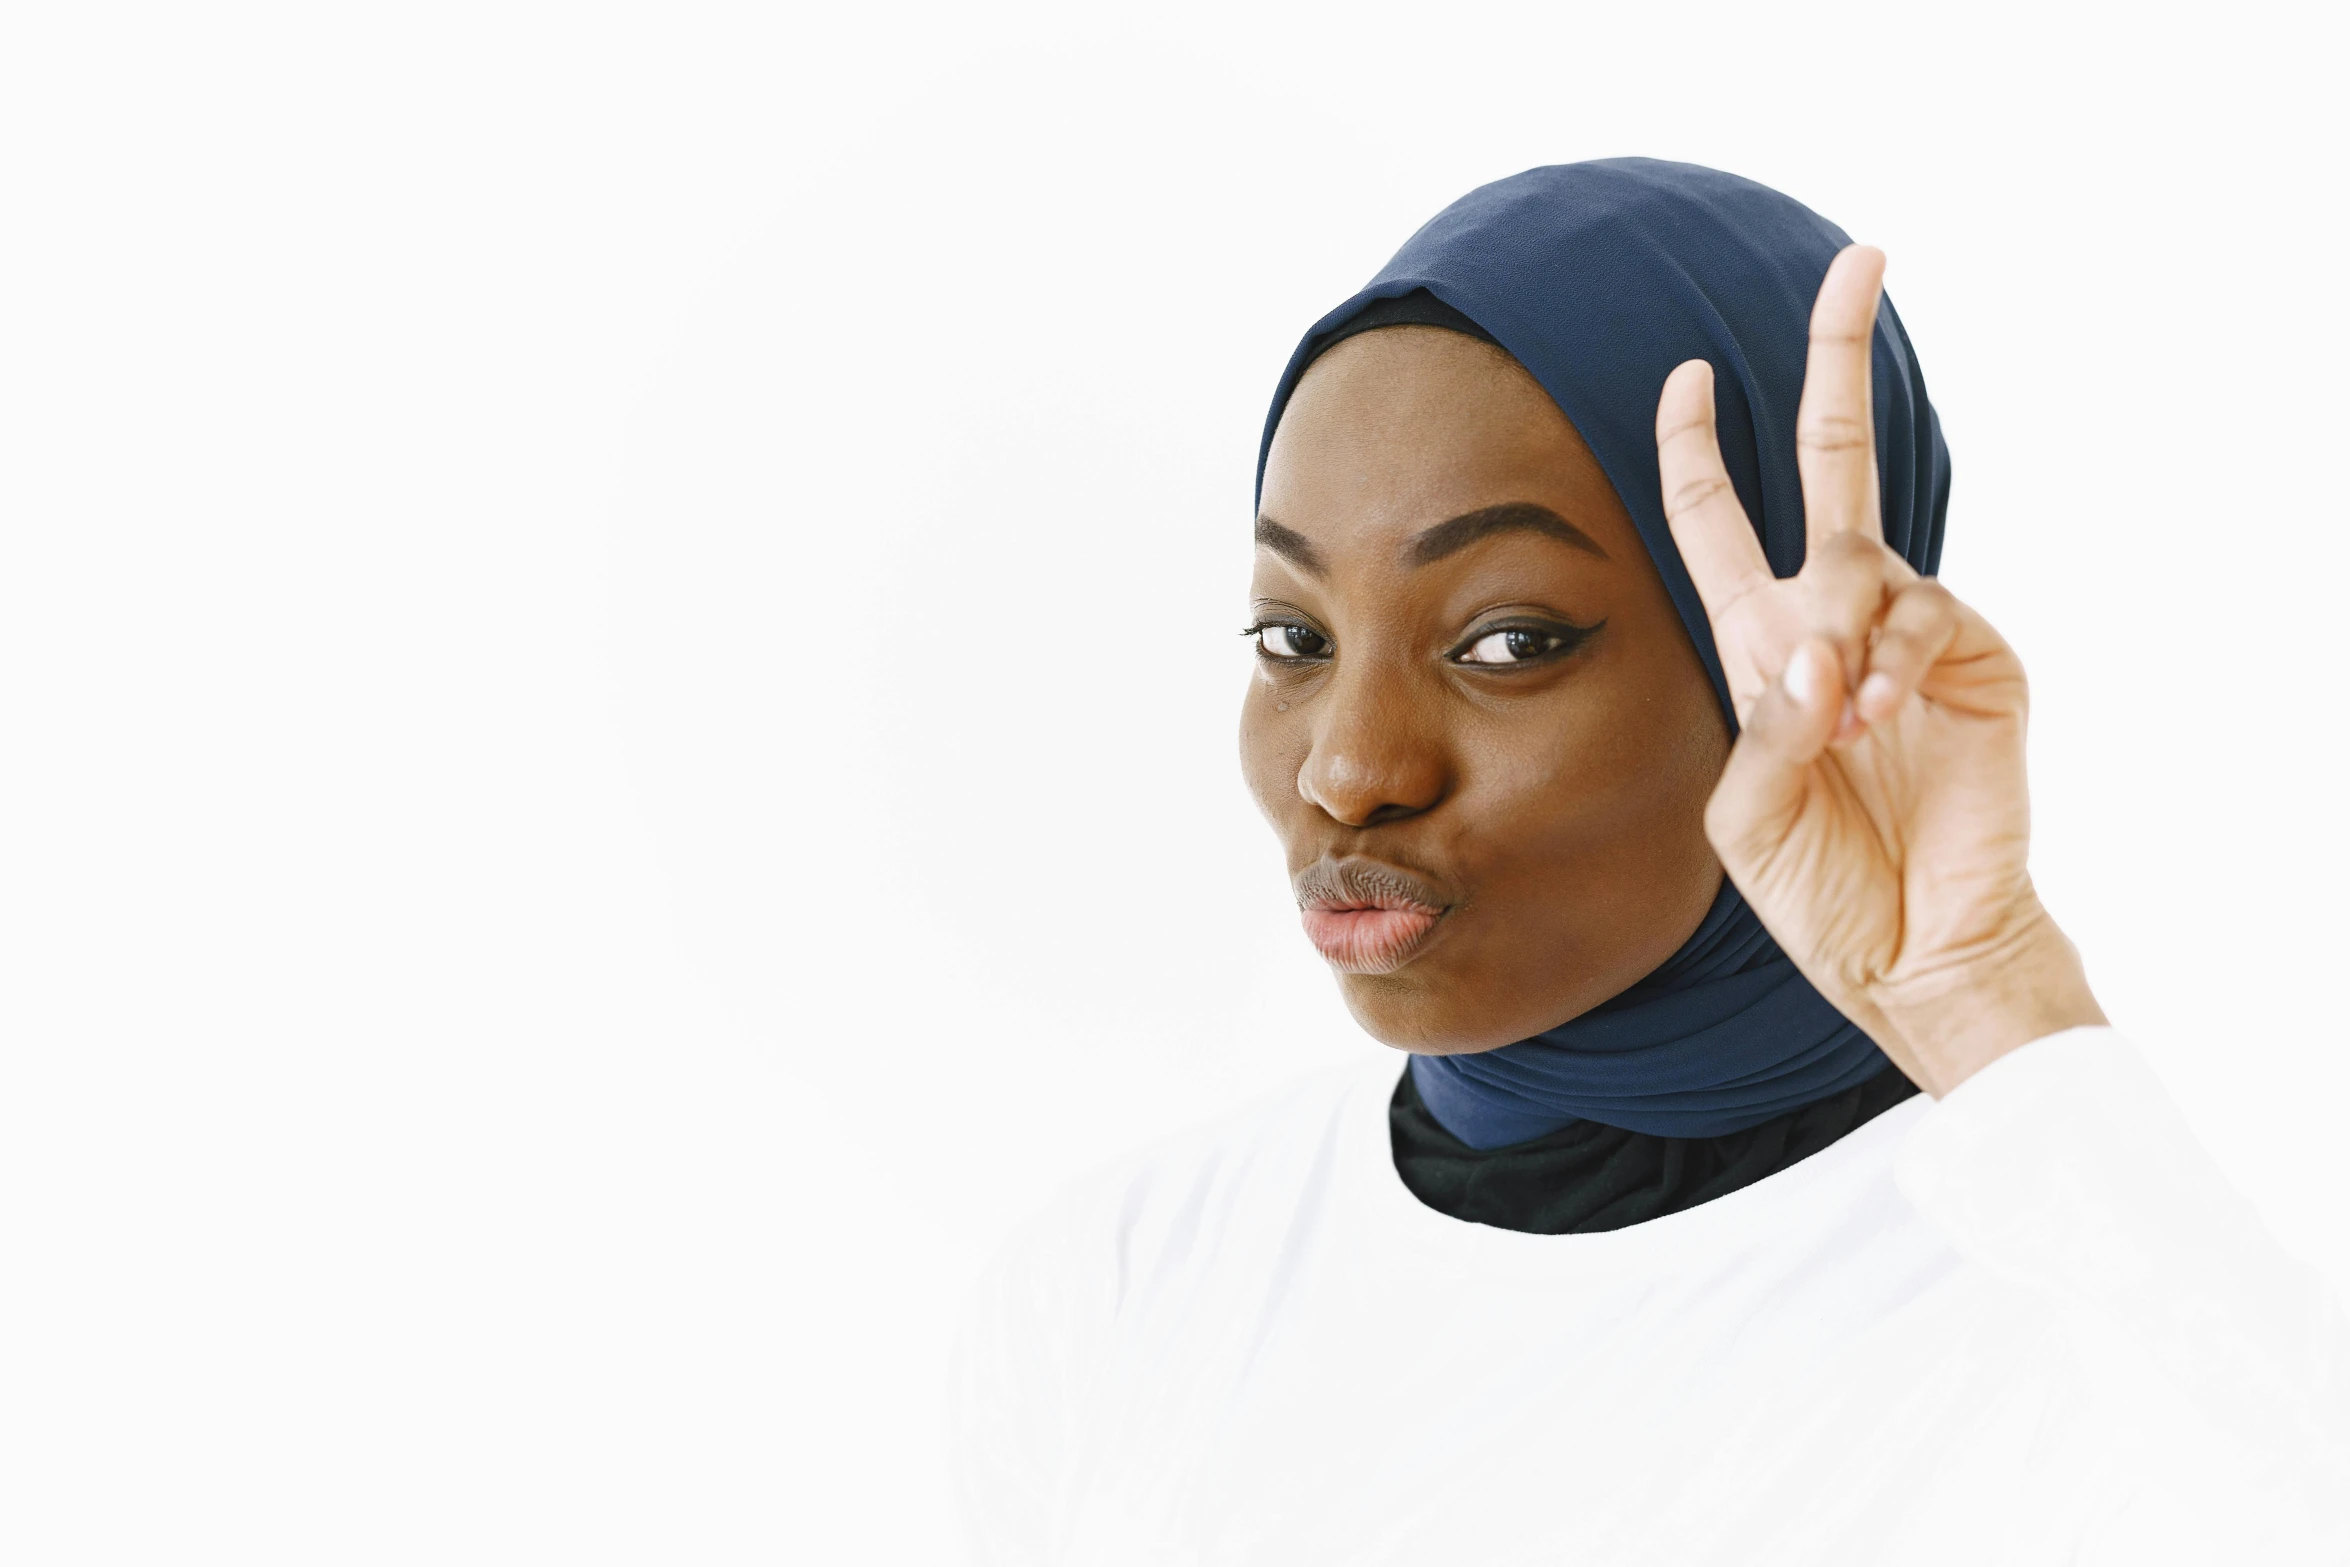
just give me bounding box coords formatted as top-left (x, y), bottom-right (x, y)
top-left (1893, 1026), bottom-right (2350, 1558)
top-left (944, 1200), bottom-right (1114, 1567)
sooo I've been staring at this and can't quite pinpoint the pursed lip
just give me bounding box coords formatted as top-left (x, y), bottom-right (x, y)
top-left (1292, 857), bottom-right (1452, 975)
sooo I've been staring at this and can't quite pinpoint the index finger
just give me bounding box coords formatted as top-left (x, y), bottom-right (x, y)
top-left (1795, 245), bottom-right (1887, 548)
top-left (1657, 358), bottom-right (1771, 620)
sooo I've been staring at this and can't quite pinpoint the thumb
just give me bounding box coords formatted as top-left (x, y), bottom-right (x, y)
top-left (1706, 640), bottom-right (1843, 864)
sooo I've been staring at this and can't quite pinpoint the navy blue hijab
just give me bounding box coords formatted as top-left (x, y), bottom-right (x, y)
top-left (1256, 159), bottom-right (1949, 1148)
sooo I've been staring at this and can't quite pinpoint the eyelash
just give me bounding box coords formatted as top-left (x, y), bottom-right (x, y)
top-left (1241, 620), bottom-right (1332, 661)
top-left (1239, 616), bottom-right (1601, 667)
top-left (1453, 616), bottom-right (1610, 668)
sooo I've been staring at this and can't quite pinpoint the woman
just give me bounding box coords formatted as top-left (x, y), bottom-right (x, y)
top-left (948, 160), bottom-right (2347, 1563)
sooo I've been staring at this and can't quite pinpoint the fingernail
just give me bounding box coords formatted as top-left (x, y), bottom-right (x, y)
top-left (1857, 671), bottom-right (1897, 718)
top-left (1784, 644), bottom-right (1822, 707)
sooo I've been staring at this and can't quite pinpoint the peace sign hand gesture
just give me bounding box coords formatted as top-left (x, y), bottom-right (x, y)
top-left (1655, 247), bottom-right (2103, 1097)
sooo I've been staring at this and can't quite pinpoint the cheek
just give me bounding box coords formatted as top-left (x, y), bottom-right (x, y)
top-left (1237, 681), bottom-right (1306, 823)
top-left (1467, 665), bottom-right (1725, 876)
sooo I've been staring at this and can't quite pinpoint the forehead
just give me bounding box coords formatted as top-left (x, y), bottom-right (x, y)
top-left (1258, 327), bottom-right (1636, 560)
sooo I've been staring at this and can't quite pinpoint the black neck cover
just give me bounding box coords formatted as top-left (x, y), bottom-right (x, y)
top-left (1389, 1061), bottom-right (1919, 1235)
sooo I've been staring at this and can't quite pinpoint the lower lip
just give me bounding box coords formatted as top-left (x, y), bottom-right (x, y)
top-left (1300, 906), bottom-right (1443, 974)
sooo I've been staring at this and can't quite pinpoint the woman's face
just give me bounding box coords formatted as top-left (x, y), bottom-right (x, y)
top-left (1242, 327), bottom-right (1731, 1054)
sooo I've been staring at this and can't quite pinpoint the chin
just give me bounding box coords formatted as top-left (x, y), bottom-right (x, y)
top-left (1335, 971), bottom-right (1528, 1057)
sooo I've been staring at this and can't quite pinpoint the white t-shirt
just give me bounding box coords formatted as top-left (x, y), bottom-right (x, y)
top-left (948, 1029), bottom-right (2348, 1564)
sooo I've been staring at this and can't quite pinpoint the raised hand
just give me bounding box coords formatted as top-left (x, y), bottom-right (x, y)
top-left (1653, 247), bottom-right (2103, 1096)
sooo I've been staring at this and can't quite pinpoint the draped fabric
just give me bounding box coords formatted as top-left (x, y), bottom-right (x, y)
top-left (1390, 1055), bottom-right (1921, 1234)
top-left (1257, 159), bottom-right (1950, 1147)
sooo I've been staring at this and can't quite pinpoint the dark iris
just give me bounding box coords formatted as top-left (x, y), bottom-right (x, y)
top-left (1505, 628), bottom-right (1549, 659)
top-left (1284, 625), bottom-right (1329, 657)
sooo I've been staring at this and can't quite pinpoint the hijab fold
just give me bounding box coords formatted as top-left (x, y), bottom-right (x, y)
top-left (1257, 159), bottom-right (1949, 1148)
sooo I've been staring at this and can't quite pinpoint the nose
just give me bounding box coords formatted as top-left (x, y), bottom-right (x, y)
top-left (1296, 663), bottom-right (1450, 828)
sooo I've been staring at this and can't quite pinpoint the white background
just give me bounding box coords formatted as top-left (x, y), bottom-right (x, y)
top-left (5, 2), bottom-right (2345, 1560)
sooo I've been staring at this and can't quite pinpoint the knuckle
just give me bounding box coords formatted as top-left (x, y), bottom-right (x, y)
top-left (1896, 578), bottom-right (1960, 626)
top-left (1801, 539), bottom-right (1888, 608)
top-left (1905, 576), bottom-right (1957, 605)
top-left (1870, 626), bottom-right (1928, 668)
top-left (1663, 473), bottom-right (1733, 519)
top-left (1795, 412), bottom-right (1872, 453)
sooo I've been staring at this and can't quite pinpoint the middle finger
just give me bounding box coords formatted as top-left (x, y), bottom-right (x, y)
top-left (1797, 531), bottom-right (1893, 701)
top-left (1795, 245), bottom-right (1887, 550)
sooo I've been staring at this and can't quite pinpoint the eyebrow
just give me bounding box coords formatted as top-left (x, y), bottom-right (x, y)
top-left (1253, 500), bottom-right (1606, 576)
top-left (1253, 515), bottom-right (1327, 575)
top-left (1408, 502), bottom-right (1607, 566)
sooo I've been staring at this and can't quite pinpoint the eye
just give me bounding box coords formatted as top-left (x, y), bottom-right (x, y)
top-left (1248, 622), bottom-right (1330, 661)
top-left (1457, 626), bottom-right (1564, 665)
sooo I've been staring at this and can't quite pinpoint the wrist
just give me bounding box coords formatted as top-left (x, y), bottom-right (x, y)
top-left (1872, 907), bottom-right (2106, 1097)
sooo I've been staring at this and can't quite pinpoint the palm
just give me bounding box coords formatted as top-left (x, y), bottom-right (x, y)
top-left (1655, 248), bottom-right (2073, 1091)
top-left (1717, 582), bottom-right (2029, 992)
